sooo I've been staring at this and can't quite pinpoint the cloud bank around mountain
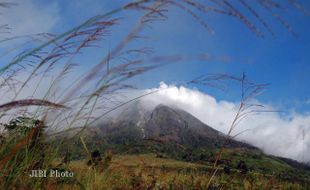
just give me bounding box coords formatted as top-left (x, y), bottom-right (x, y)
top-left (140, 82), bottom-right (310, 163)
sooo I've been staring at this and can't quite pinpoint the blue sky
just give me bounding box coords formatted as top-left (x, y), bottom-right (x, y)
top-left (0, 0), bottom-right (309, 161)
top-left (1, 0), bottom-right (310, 112)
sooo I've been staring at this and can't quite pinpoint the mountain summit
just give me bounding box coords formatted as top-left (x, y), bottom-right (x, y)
top-left (95, 102), bottom-right (257, 151)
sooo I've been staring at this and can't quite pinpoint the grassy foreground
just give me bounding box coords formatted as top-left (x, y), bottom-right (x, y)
top-left (40, 154), bottom-right (308, 190)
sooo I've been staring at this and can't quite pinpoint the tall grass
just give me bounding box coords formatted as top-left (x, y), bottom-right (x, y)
top-left (0, 0), bottom-right (308, 189)
top-left (190, 73), bottom-right (272, 187)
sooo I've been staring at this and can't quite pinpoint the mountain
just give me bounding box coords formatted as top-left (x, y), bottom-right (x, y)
top-left (53, 101), bottom-right (310, 180)
top-left (91, 102), bottom-right (257, 151)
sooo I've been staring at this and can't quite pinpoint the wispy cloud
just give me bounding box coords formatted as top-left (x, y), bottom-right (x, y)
top-left (0, 0), bottom-right (59, 36)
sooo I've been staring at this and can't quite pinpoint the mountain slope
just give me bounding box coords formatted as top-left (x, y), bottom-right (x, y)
top-left (94, 103), bottom-right (257, 150)
top-left (53, 101), bottom-right (310, 180)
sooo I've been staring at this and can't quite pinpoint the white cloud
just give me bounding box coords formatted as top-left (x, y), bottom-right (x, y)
top-left (1, 69), bottom-right (309, 163)
top-left (141, 82), bottom-right (310, 163)
top-left (0, 0), bottom-right (59, 36)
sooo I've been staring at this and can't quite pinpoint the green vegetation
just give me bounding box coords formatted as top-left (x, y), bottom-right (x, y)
top-left (1, 116), bottom-right (309, 189)
top-left (71, 154), bottom-right (309, 190)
